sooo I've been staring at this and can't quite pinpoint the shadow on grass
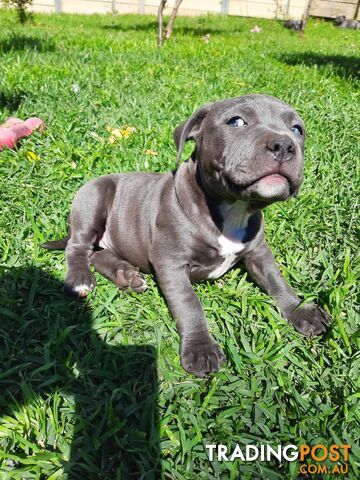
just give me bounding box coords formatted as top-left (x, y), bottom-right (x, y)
top-left (0, 35), bottom-right (55, 53)
top-left (102, 20), bottom-right (244, 36)
top-left (0, 90), bottom-right (26, 112)
top-left (0, 266), bottom-right (160, 479)
top-left (279, 52), bottom-right (360, 79)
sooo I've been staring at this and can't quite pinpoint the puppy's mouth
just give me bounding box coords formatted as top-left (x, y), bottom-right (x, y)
top-left (250, 172), bottom-right (290, 187)
top-left (225, 171), bottom-right (293, 201)
top-left (227, 171), bottom-right (290, 189)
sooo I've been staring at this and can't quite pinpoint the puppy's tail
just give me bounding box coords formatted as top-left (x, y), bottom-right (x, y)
top-left (41, 235), bottom-right (69, 250)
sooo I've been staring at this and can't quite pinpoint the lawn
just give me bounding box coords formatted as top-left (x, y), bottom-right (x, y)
top-left (0, 8), bottom-right (359, 480)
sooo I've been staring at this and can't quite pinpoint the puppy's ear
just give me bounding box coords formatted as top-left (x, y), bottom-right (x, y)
top-left (173, 104), bottom-right (211, 165)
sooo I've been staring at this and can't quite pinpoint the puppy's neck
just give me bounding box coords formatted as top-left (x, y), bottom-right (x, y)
top-left (219, 200), bottom-right (250, 240)
top-left (193, 160), bottom-right (255, 238)
top-left (174, 160), bottom-right (261, 242)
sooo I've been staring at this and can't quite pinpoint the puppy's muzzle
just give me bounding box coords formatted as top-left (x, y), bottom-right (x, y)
top-left (266, 135), bottom-right (296, 163)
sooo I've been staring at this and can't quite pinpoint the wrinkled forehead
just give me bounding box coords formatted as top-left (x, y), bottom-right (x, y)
top-left (208, 94), bottom-right (304, 125)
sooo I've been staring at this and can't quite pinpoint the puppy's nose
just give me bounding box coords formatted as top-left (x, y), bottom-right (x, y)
top-left (266, 136), bottom-right (295, 162)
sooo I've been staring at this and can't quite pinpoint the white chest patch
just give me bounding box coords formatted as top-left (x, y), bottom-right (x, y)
top-left (207, 200), bottom-right (250, 280)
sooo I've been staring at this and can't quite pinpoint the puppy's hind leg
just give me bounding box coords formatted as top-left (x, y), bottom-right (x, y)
top-left (65, 179), bottom-right (115, 297)
top-left (91, 249), bottom-right (148, 293)
top-left (65, 218), bottom-right (97, 297)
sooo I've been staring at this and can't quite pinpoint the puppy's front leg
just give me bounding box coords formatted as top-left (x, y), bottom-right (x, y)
top-left (155, 265), bottom-right (225, 377)
top-left (243, 240), bottom-right (330, 336)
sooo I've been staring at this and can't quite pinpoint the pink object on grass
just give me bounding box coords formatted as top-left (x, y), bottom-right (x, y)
top-left (0, 117), bottom-right (46, 151)
top-left (0, 127), bottom-right (17, 149)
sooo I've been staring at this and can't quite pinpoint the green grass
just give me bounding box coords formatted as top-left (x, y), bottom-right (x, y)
top-left (0, 9), bottom-right (359, 479)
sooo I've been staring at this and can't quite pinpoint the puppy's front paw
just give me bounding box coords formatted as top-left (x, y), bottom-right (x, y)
top-left (180, 336), bottom-right (226, 377)
top-left (64, 270), bottom-right (96, 298)
top-left (287, 303), bottom-right (331, 336)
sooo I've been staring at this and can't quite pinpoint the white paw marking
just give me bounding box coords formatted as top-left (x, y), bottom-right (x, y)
top-left (73, 283), bottom-right (93, 294)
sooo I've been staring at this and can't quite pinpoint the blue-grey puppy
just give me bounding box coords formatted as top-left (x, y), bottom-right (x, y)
top-left (334, 15), bottom-right (360, 29)
top-left (43, 94), bottom-right (331, 377)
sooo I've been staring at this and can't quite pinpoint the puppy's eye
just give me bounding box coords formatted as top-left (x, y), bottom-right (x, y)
top-left (227, 116), bottom-right (247, 127)
top-left (291, 125), bottom-right (303, 136)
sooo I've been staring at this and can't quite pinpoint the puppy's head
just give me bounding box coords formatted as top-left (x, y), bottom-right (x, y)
top-left (335, 15), bottom-right (346, 25)
top-left (174, 94), bottom-right (306, 206)
top-left (284, 20), bottom-right (302, 30)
